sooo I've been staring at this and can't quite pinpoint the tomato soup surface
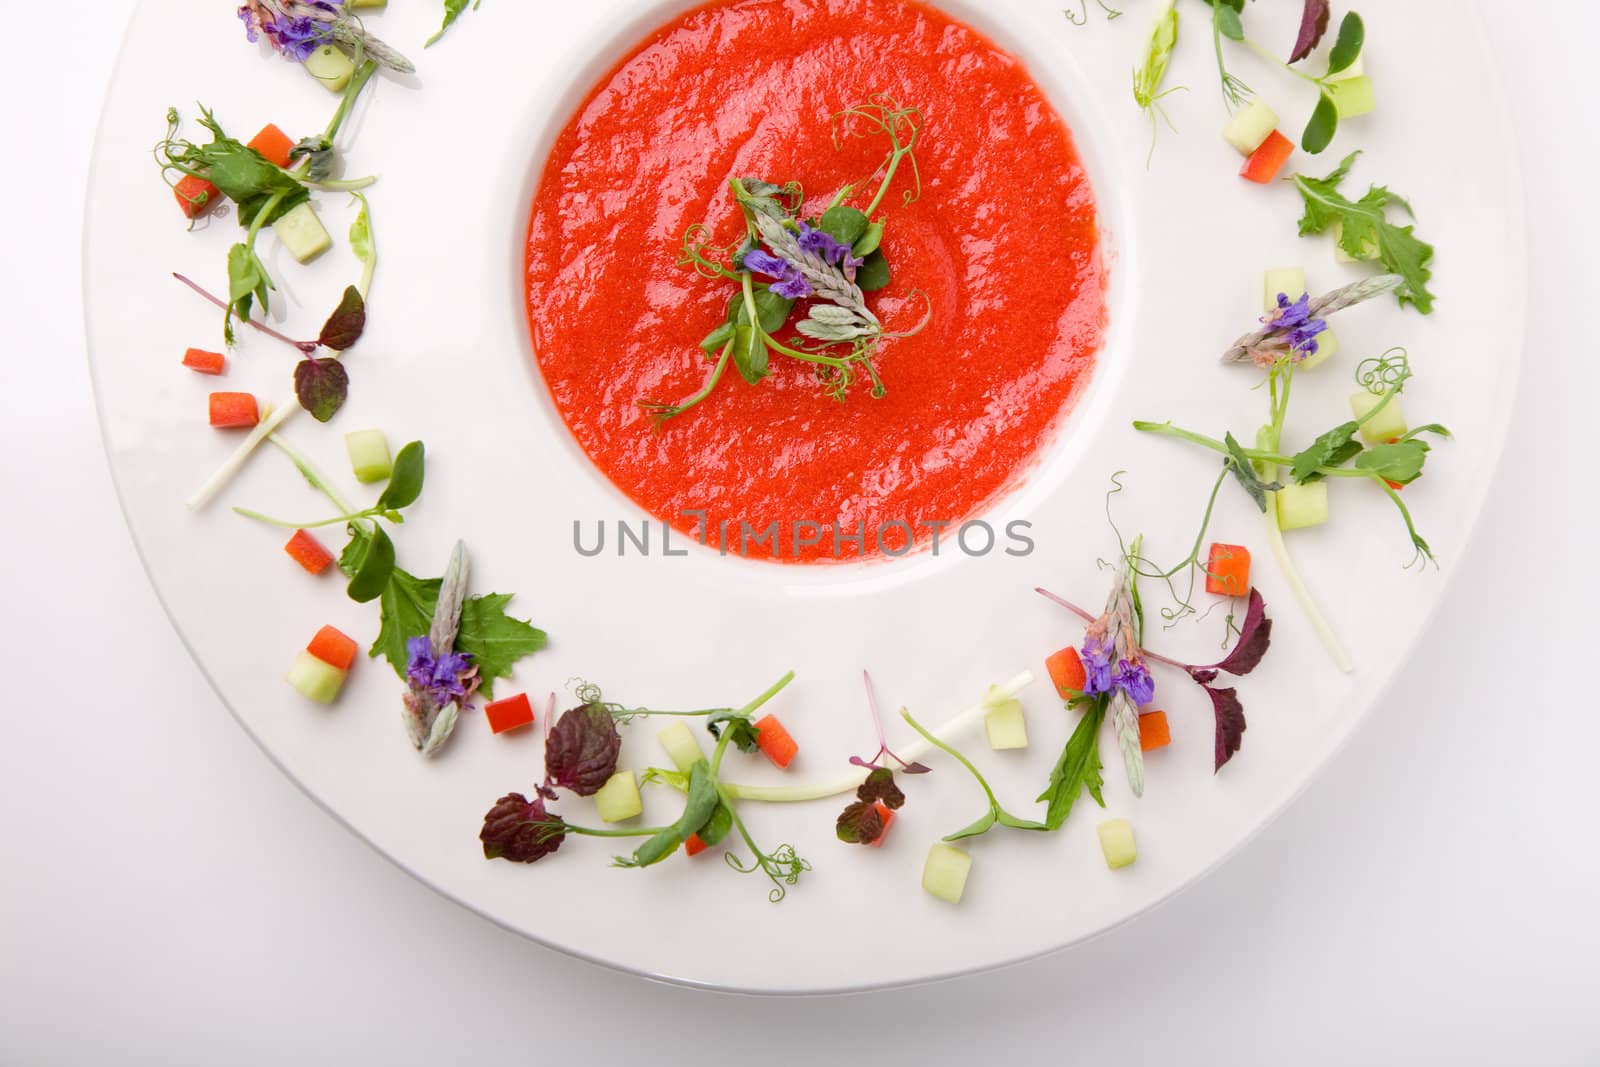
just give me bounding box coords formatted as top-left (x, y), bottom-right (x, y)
top-left (525, 0), bottom-right (1105, 563)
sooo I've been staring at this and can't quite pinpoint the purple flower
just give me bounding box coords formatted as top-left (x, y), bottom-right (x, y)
top-left (238, 5), bottom-right (261, 42)
top-left (1263, 292), bottom-right (1328, 361)
top-left (797, 222), bottom-right (865, 272)
top-left (405, 635), bottom-right (476, 709)
top-left (238, 1), bottom-right (341, 63)
top-left (1081, 635), bottom-right (1115, 696)
top-left (742, 248), bottom-right (813, 300)
top-left (1113, 660), bottom-right (1156, 706)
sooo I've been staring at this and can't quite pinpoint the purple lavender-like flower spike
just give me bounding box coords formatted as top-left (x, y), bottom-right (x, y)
top-left (1113, 660), bottom-right (1156, 706)
top-left (1080, 634), bottom-right (1116, 696)
top-left (1263, 292), bottom-right (1328, 361)
top-left (405, 635), bottom-right (476, 710)
top-left (797, 222), bottom-right (866, 272)
top-left (742, 249), bottom-right (814, 300)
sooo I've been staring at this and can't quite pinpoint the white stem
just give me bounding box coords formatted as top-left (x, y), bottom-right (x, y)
top-left (721, 670), bottom-right (1035, 803)
top-left (185, 402), bottom-right (298, 510)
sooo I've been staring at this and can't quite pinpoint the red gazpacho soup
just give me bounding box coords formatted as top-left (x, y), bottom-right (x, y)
top-left (525, 0), bottom-right (1105, 563)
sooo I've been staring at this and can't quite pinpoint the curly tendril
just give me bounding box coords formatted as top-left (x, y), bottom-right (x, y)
top-left (1356, 346), bottom-right (1412, 396)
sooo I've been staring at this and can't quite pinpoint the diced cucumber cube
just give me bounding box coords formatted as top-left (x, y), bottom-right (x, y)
top-left (921, 843), bottom-right (973, 904)
top-left (272, 201), bottom-right (333, 264)
top-left (1276, 482), bottom-right (1329, 531)
top-left (345, 429), bottom-right (393, 484)
top-left (1263, 267), bottom-right (1307, 312)
top-left (657, 721), bottom-right (704, 774)
top-left (983, 698), bottom-right (1028, 751)
top-left (594, 771), bottom-right (643, 824)
top-left (304, 44), bottom-right (356, 93)
top-left (286, 649), bottom-right (348, 705)
top-left (1327, 56), bottom-right (1365, 83)
top-left (1222, 99), bottom-right (1279, 156)
top-left (1300, 328), bottom-right (1339, 370)
top-left (1097, 819), bottom-right (1137, 870)
top-left (1351, 391), bottom-right (1408, 444)
top-left (1332, 220), bottom-right (1380, 263)
top-left (1328, 75), bottom-right (1376, 118)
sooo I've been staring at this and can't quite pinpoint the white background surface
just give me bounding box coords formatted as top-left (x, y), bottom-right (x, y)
top-left (2, 2), bottom-right (1592, 1063)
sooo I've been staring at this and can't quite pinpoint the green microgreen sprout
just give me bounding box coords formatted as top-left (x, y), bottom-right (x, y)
top-left (643, 97), bottom-right (930, 426)
top-left (155, 47), bottom-right (380, 344)
top-left (899, 709), bottom-right (1049, 841)
top-left (1202, 0), bottom-right (1252, 110)
top-left (1064, 0), bottom-right (1122, 26)
top-left (1134, 345), bottom-right (1449, 672)
top-left (1132, 0), bottom-right (1186, 165)
top-left (1239, 11), bottom-right (1365, 153)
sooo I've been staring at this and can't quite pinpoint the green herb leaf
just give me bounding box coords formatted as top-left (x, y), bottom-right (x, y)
top-left (376, 441), bottom-right (425, 511)
top-left (945, 810), bottom-right (997, 841)
top-left (426, 0), bottom-right (482, 47)
top-left (317, 286), bottom-right (367, 352)
top-left (293, 358), bottom-right (350, 423)
top-left (698, 800), bottom-right (734, 847)
top-left (349, 193), bottom-right (376, 299)
top-left (731, 324), bottom-right (769, 385)
top-left (1290, 421), bottom-right (1362, 482)
top-left (1225, 432), bottom-right (1280, 511)
top-left (707, 713), bottom-right (762, 754)
top-left (225, 243), bottom-right (272, 340)
top-left (289, 136), bottom-right (337, 182)
top-left (455, 594), bottom-right (547, 699)
top-left (1037, 700), bottom-right (1106, 830)
top-left (820, 205), bottom-right (871, 247)
top-left (853, 221), bottom-right (885, 257)
top-left (1215, 4), bottom-right (1244, 41)
top-left (855, 250), bottom-right (891, 292)
top-left (347, 524), bottom-right (396, 603)
top-left (699, 321), bottom-right (735, 354)
top-left (1327, 12), bottom-right (1365, 75)
top-left (1355, 439), bottom-right (1430, 485)
top-left (1292, 153), bottom-right (1437, 313)
top-left (341, 529), bottom-right (546, 698)
top-left (733, 286), bottom-right (795, 334)
top-left (1302, 92), bottom-right (1339, 154)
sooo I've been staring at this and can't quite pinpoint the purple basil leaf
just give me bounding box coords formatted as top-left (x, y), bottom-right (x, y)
top-left (293, 358), bottom-right (349, 423)
top-left (1191, 589), bottom-right (1273, 678)
top-left (480, 792), bottom-right (565, 862)
top-left (1203, 685), bottom-right (1248, 771)
top-left (544, 704), bottom-right (621, 796)
top-left (836, 799), bottom-right (886, 845)
top-left (1289, 0), bottom-right (1331, 63)
top-left (856, 767), bottom-right (906, 810)
top-left (317, 285), bottom-right (367, 352)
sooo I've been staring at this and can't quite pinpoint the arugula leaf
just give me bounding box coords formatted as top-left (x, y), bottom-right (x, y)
top-left (1292, 153), bottom-right (1437, 313)
top-left (1036, 700), bottom-right (1106, 831)
top-left (1289, 0), bottom-right (1331, 62)
top-left (455, 594), bottom-right (548, 699)
top-left (1290, 421), bottom-right (1363, 483)
top-left (341, 529), bottom-right (547, 697)
top-left (426, 0), bottom-right (483, 47)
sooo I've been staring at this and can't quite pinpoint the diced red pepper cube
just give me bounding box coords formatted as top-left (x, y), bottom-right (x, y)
top-left (285, 529), bottom-right (335, 575)
top-left (485, 693), bottom-right (536, 735)
top-left (866, 801), bottom-right (897, 848)
top-left (1138, 710), bottom-right (1171, 752)
top-left (1241, 130), bottom-right (1294, 184)
top-left (181, 347), bottom-right (226, 375)
top-left (174, 174), bottom-right (220, 219)
top-left (306, 625), bottom-right (358, 671)
top-left (1205, 543), bottom-right (1252, 597)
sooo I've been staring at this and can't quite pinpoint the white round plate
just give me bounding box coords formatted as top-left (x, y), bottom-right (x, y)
top-left (87, 0), bottom-right (1522, 992)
